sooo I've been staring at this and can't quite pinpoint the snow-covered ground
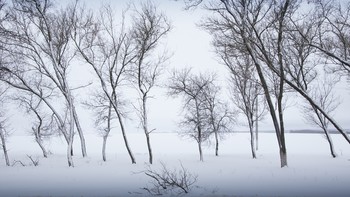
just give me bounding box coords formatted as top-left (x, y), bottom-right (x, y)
top-left (1, 132), bottom-right (350, 197)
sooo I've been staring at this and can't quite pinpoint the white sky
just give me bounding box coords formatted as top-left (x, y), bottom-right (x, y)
top-left (8, 0), bottom-right (350, 135)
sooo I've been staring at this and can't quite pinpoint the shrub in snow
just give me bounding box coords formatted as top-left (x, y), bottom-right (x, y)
top-left (142, 162), bottom-right (198, 196)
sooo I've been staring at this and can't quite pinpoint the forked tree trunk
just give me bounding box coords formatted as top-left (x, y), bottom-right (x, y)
top-left (244, 37), bottom-right (287, 167)
top-left (72, 106), bottom-right (87, 157)
top-left (65, 86), bottom-right (75, 167)
top-left (0, 129), bottom-right (10, 166)
top-left (32, 110), bottom-right (48, 158)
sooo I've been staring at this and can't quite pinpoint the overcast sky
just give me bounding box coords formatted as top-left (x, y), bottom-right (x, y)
top-left (10, 0), bottom-right (350, 135)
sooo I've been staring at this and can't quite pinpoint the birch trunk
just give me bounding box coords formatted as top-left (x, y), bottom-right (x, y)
top-left (142, 96), bottom-right (153, 164)
top-left (0, 129), bottom-right (9, 166)
top-left (67, 104), bottom-right (75, 167)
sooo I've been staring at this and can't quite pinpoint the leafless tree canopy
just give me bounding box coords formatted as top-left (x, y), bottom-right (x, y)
top-left (182, 0), bottom-right (350, 167)
top-left (130, 1), bottom-right (171, 164)
top-left (168, 68), bottom-right (234, 161)
top-left (303, 75), bottom-right (341, 158)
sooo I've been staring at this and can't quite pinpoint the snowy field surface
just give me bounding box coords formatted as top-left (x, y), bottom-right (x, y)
top-left (1, 132), bottom-right (350, 197)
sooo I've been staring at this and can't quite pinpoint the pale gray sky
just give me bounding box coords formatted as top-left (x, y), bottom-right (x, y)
top-left (8, 0), bottom-right (350, 136)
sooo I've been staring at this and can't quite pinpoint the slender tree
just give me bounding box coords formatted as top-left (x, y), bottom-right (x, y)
top-left (130, 1), bottom-right (171, 164)
top-left (303, 75), bottom-right (340, 158)
top-left (168, 68), bottom-right (218, 162)
top-left (72, 5), bottom-right (136, 163)
top-left (83, 89), bottom-right (115, 162)
top-left (202, 82), bottom-right (233, 157)
top-left (223, 55), bottom-right (265, 159)
top-left (13, 93), bottom-right (55, 158)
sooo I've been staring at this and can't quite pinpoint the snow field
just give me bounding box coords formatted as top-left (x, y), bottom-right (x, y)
top-left (1, 132), bottom-right (349, 197)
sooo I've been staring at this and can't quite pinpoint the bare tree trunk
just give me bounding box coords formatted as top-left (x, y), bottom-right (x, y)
top-left (34, 129), bottom-right (48, 158)
top-left (197, 124), bottom-right (204, 162)
top-left (72, 105), bottom-right (87, 157)
top-left (256, 97), bottom-right (259, 151)
top-left (67, 107), bottom-right (75, 167)
top-left (214, 130), bottom-right (219, 156)
top-left (142, 96), bottom-right (153, 164)
top-left (67, 136), bottom-right (74, 167)
top-left (198, 141), bottom-right (203, 162)
top-left (31, 107), bottom-right (48, 158)
top-left (146, 133), bottom-right (153, 164)
top-left (324, 128), bottom-right (337, 158)
top-left (276, 0), bottom-right (288, 168)
top-left (280, 149), bottom-right (287, 167)
top-left (251, 53), bottom-right (285, 166)
top-left (102, 103), bottom-right (112, 162)
top-left (65, 81), bottom-right (75, 167)
top-left (249, 123), bottom-right (256, 159)
top-left (102, 135), bottom-right (108, 162)
top-left (0, 129), bottom-right (9, 166)
top-left (115, 109), bottom-right (136, 164)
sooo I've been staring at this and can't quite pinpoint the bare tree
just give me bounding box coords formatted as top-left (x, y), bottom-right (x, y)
top-left (0, 0), bottom-right (93, 167)
top-left (194, 0), bottom-right (293, 167)
top-left (168, 68), bottom-right (216, 162)
top-left (72, 5), bottom-right (136, 164)
top-left (303, 76), bottom-right (340, 158)
top-left (130, 1), bottom-right (171, 164)
top-left (224, 55), bottom-right (266, 159)
top-left (83, 89), bottom-right (115, 162)
top-left (298, 0), bottom-right (350, 76)
top-left (202, 78), bottom-right (234, 157)
top-left (13, 93), bottom-right (55, 158)
top-left (182, 0), bottom-right (350, 167)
